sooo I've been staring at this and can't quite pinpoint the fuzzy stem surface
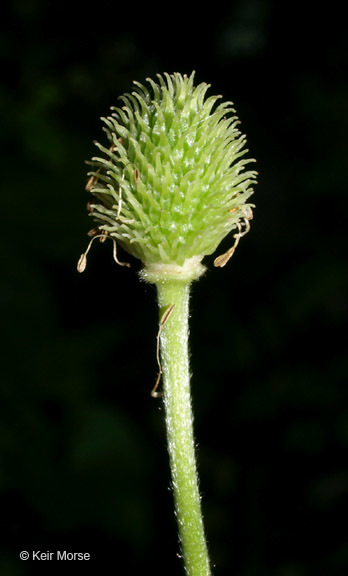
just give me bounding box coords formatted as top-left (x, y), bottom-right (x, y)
top-left (156, 279), bottom-right (211, 576)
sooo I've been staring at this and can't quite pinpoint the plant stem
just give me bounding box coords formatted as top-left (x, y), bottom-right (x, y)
top-left (156, 279), bottom-right (211, 576)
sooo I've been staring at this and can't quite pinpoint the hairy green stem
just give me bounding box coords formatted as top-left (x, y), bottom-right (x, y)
top-left (156, 279), bottom-right (211, 576)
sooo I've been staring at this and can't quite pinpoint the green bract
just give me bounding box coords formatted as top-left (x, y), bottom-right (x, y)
top-left (83, 72), bottom-right (256, 278)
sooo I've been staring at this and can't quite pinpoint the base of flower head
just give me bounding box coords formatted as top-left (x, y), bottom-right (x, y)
top-left (140, 256), bottom-right (206, 285)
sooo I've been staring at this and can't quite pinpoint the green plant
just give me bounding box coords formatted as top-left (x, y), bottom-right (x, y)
top-left (78, 72), bottom-right (257, 575)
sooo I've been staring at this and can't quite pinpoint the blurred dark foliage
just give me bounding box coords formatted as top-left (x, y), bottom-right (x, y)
top-left (0, 1), bottom-right (347, 574)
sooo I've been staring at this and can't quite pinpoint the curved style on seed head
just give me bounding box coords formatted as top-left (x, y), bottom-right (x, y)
top-left (80, 71), bottom-right (257, 278)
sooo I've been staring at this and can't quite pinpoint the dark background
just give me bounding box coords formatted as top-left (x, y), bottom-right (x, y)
top-left (1, 1), bottom-right (347, 574)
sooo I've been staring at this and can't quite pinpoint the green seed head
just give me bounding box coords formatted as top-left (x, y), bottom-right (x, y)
top-left (79, 72), bottom-right (257, 282)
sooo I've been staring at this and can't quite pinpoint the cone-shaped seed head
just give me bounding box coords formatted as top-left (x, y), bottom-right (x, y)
top-left (86, 72), bottom-right (257, 276)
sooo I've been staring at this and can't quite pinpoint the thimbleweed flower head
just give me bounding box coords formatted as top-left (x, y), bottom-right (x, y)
top-left (78, 72), bottom-right (257, 282)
